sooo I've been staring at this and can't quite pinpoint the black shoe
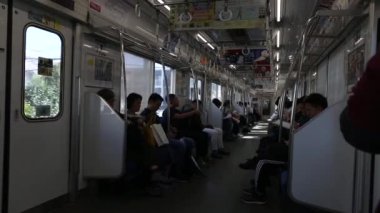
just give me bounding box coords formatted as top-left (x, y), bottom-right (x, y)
top-left (242, 188), bottom-right (253, 195)
top-left (241, 193), bottom-right (266, 205)
top-left (144, 185), bottom-right (163, 197)
top-left (218, 150), bottom-right (230, 155)
top-left (211, 152), bottom-right (223, 159)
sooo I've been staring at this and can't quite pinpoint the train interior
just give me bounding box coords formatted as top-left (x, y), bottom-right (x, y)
top-left (0, 0), bottom-right (379, 212)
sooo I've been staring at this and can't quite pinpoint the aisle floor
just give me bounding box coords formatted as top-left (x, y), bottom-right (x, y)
top-left (51, 124), bottom-right (323, 213)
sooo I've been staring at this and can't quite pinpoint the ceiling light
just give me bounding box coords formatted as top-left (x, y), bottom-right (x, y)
top-left (207, 43), bottom-right (215, 50)
top-left (197, 33), bottom-right (207, 43)
top-left (276, 64), bottom-right (279, 70)
top-left (276, 71), bottom-right (279, 76)
top-left (157, 0), bottom-right (170, 11)
top-left (276, 52), bottom-right (280, 61)
top-left (312, 72), bottom-right (317, 77)
top-left (276, 0), bottom-right (282, 22)
top-left (276, 30), bottom-right (280, 48)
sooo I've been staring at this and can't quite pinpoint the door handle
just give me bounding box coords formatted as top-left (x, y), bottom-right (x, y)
top-left (14, 109), bottom-right (19, 121)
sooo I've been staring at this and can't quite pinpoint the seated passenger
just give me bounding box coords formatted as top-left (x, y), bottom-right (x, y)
top-left (127, 93), bottom-right (174, 195)
top-left (140, 93), bottom-right (193, 180)
top-left (222, 100), bottom-right (240, 139)
top-left (189, 100), bottom-right (230, 159)
top-left (241, 93), bottom-right (328, 205)
top-left (162, 94), bottom-right (209, 165)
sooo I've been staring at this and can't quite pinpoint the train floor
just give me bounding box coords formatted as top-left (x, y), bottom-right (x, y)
top-left (51, 123), bottom-right (327, 213)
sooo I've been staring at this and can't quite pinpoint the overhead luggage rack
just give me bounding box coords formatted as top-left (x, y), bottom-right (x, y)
top-left (278, 5), bottom-right (369, 97)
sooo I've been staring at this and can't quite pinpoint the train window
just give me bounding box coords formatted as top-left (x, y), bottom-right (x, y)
top-left (189, 77), bottom-right (202, 101)
top-left (121, 52), bottom-right (154, 113)
top-left (154, 63), bottom-right (175, 116)
top-left (23, 26), bottom-right (63, 120)
top-left (211, 83), bottom-right (222, 101)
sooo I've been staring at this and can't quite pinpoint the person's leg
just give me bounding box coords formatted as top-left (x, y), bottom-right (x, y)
top-left (168, 139), bottom-right (186, 177)
top-left (203, 128), bottom-right (218, 151)
top-left (242, 164), bottom-right (277, 204)
top-left (215, 128), bottom-right (230, 155)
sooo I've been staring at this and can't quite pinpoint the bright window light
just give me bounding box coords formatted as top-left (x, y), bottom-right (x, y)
top-left (197, 33), bottom-right (208, 43)
top-left (276, 0), bottom-right (281, 22)
top-left (207, 43), bottom-right (215, 50)
top-left (276, 30), bottom-right (280, 48)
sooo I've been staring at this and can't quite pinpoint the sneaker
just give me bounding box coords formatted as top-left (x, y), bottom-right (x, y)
top-left (241, 193), bottom-right (266, 205)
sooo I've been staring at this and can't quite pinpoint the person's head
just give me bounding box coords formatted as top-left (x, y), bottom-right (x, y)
top-left (212, 98), bottom-right (222, 108)
top-left (303, 93), bottom-right (328, 119)
top-left (127, 93), bottom-right (143, 113)
top-left (166, 94), bottom-right (179, 107)
top-left (148, 93), bottom-right (164, 112)
top-left (97, 89), bottom-right (115, 107)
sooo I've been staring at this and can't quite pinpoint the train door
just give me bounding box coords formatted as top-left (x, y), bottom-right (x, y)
top-left (0, 1), bottom-right (8, 210)
top-left (7, 2), bottom-right (72, 212)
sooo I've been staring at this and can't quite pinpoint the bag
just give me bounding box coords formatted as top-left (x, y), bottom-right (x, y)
top-left (340, 107), bottom-right (380, 153)
top-left (150, 124), bottom-right (170, 147)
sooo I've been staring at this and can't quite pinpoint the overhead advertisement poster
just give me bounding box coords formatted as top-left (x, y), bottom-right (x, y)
top-left (220, 48), bottom-right (271, 77)
top-left (169, 0), bottom-right (265, 30)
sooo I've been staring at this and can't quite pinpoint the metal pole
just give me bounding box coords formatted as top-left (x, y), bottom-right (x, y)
top-left (119, 30), bottom-right (127, 109)
top-left (277, 91), bottom-right (286, 143)
top-left (190, 67), bottom-right (199, 109)
top-left (160, 57), bottom-right (171, 129)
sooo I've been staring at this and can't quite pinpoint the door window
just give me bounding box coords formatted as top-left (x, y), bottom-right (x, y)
top-left (23, 26), bottom-right (63, 119)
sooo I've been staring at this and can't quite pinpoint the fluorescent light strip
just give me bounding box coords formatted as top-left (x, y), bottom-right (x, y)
top-left (276, 52), bottom-right (280, 61)
top-left (157, 0), bottom-right (170, 11)
top-left (276, 0), bottom-right (281, 22)
top-left (207, 43), bottom-right (215, 50)
top-left (276, 64), bottom-right (279, 70)
top-left (276, 30), bottom-right (280, 48)
top-left (197, 33), bottom-right (208, 43)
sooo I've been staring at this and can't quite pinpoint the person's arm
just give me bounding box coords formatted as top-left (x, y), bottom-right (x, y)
top-left (173, 110), bottom-right (199, 119)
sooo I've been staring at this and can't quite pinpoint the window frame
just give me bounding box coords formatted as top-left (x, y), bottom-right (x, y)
top-left (22, 24), bottom-right (65, 121)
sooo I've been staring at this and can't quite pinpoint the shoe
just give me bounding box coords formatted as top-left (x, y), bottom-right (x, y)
top-left (144, 185), bottom-right (163, 197)
top-left (241, 193), bottom-right (266, 205)
top-left (218, 150), bottom-right (230, 155)
top-left (242, 188), bottom-right (253, 195)
top-left (171, 174), bottom-right (190, 183)
top-left (211, 151), bottom-right (223, 159)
